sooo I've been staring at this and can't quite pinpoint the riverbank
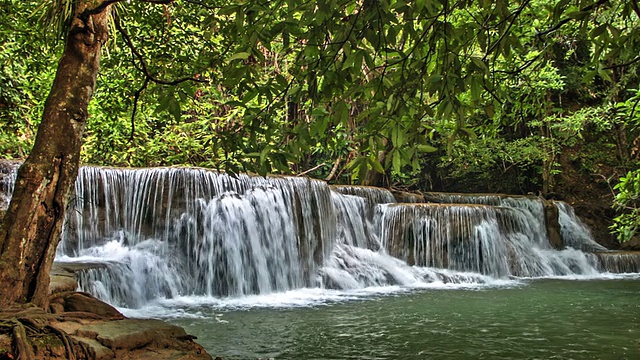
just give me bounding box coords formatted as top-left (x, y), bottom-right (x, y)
top-left (0, 263), bottom-right (213, 360)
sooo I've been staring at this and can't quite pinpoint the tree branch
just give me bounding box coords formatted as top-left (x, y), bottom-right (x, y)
top-left (130, 77), bottom-right (149, 141)
top-left (114, 13), bottom-right (207, 86)
top-left (297, 163), bottom-right (326, 177)
top-left (536, 0), bottom-right (610, 37)
top-left (325, 157), bottom-right (341, 182)
top-left (603, 55), bottom-right (640, 70)
top-left (482, 0), bottom-right (531, 61)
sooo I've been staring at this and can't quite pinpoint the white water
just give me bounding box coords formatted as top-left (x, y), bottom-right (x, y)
top-left (0, 160), bottom-right (19, 210)
top-left (0, 164), bottom-right (634, 313)
top-left (376, 203), bottom-right (601, 277)
top-left (556, 201), bottom-right (608, 252)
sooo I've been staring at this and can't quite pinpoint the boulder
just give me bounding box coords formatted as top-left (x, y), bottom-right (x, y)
top-left (63, 292), bottom-right (125, 319)
top-left (76, 319), bottom-right (188, 350)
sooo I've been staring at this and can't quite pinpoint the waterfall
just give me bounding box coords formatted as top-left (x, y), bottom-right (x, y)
top-left (556, 201), bottom-right (607, 252)
top-left (59, 166), bottom-right (336, 306)
top-left (0, 160), bottom-right (19, 211)
top-left (376, 203), bottom-right (600, 277)
top-left (422, 192), bottom-right (549, 243)
top-left (331, 185), bottom-right (396, 206)
top-left (0, 162), bottom-right (624, 309)
top-left (596, 252), bottom-right (640, 273)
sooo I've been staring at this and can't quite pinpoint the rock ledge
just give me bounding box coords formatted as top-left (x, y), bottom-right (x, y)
top-left (0, 265), bottom-right (212, 360)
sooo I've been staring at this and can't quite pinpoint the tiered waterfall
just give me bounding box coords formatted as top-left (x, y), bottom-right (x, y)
top-left (0, 164), bottom-right (637, 308)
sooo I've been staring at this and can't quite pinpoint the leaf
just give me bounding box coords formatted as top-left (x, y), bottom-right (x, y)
top-left (566, 11), bottom-right (589, 20)
top-left (310, 116), bottom-right (328, 137)
top-left (368, 156), bottom-right (385, 173)
top-left (168, 97), bottom-right (181, 123)
top-left (416, 144), bottom-right (437, 153)
top-left (227, 52), bottom-right (251, 62)
top-left (392, 126), bottom-right (405, 147)
top-left (345, 156), bottom-right (366, 171)
top-left (335, 102), bottom-right (349, 124)
top-left (553, 0), bottom-right (571, 21)
top-left (260, 145), bottom-right (272, 165)
top-left (311, 108), bottom-right (329, 117)
top-left (590, 24), bottom-right (607, 38)
top-left (470, 57), bottom-right (488, 73)
top-left (218, 5), bottom-right (240, 16)
top-left (392, 150), bottom-right (402, 174)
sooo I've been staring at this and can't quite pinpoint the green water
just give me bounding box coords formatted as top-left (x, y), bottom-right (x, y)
top-left (170, 279), bottom-right (640, 359)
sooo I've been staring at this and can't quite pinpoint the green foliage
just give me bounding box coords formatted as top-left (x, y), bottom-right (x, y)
top-left (0, 1), bottom-right (58, 159)
top-left (612, 170), bottom-right (640, 243)
top-left (1, 0), bottom-right (640, 238)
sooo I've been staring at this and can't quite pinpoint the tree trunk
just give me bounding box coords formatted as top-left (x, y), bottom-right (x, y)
top-left (0, 2), bottom-right (111, 309)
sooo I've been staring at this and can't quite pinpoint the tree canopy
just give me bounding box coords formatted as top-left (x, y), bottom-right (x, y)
top-left (1, 0), bottom-right (640, 242)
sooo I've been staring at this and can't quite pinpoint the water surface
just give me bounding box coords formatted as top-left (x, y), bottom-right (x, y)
top-left (164, 278), bottom-right (640, 359)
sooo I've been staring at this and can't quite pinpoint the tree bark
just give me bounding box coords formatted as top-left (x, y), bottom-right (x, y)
top-left (0, 2), bottom-right (111, 308)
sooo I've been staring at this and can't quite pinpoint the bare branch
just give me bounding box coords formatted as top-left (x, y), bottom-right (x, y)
top-left (325, 157), bottom-right (341, 182)
top-left (297, 163), bottom-right (326, 177)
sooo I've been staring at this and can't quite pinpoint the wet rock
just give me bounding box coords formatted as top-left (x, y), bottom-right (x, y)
top-left (620, 236), bottom-right (640, 251)
top-left (77, 319), bottom-right (187, 349)
top-left (71, 336), bottom-right (115, 360)
top-left (50, 269), bottom-right (79, 295)
top-left (390, 189), bottom-right (425, 203)
top-left (63, 292), bottom-right (125, 319)
top-left (543, 199), bottom-right (563, 249)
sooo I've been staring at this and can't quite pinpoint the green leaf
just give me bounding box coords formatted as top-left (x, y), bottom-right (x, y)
top-left (335, 102), bottom-right (349, 124)
top-left (227, 52), bottom-right (251, 62)
top-left (260, 145), bottom-right (272, 165)
top-left (566, 11), bottom-right (589, 20)
top-left (416, 144), bottom-right (437, 153)
top-left (590, 24), bottom-right (607, 38)
top-left (392, 126), bottom-right (405, 147)
top-left (392, 150), bottom-right (402, 174)
top-left (311, 108), bottom-right (329, 117)
top-left (368, 156), bottom-right (385, 173)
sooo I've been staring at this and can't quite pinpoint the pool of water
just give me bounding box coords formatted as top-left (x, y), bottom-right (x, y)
top-left (150, 278), bottom-right (640, 359)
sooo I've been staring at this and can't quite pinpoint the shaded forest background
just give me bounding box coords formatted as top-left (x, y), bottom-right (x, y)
top-left (1, 0), bottom-right (640, 247)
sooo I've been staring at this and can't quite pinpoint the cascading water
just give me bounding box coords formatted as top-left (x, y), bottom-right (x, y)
top-left (596, 252), bottom-right (640, 273)
top-left (0, 160), bottom-right (19, 211)
top-left (0, 161), bottom-right (629, 311)
top-left (556, 201), bottom-right (608, 252)
top-left (422, 192), bottom-right (549, 241)
top-left (376, 203), bottom-right (600, 277)
top-left (58, 166), bottom-right (336, 307)
top-left (331, 185), bottom-right (396, 206)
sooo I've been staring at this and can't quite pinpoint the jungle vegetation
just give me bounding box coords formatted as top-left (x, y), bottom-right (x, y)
top-left (0, 0), bottom-right (639, 305)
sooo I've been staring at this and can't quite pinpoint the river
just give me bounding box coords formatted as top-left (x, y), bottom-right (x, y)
top-left (121, 277), bottom-right (640, 359)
